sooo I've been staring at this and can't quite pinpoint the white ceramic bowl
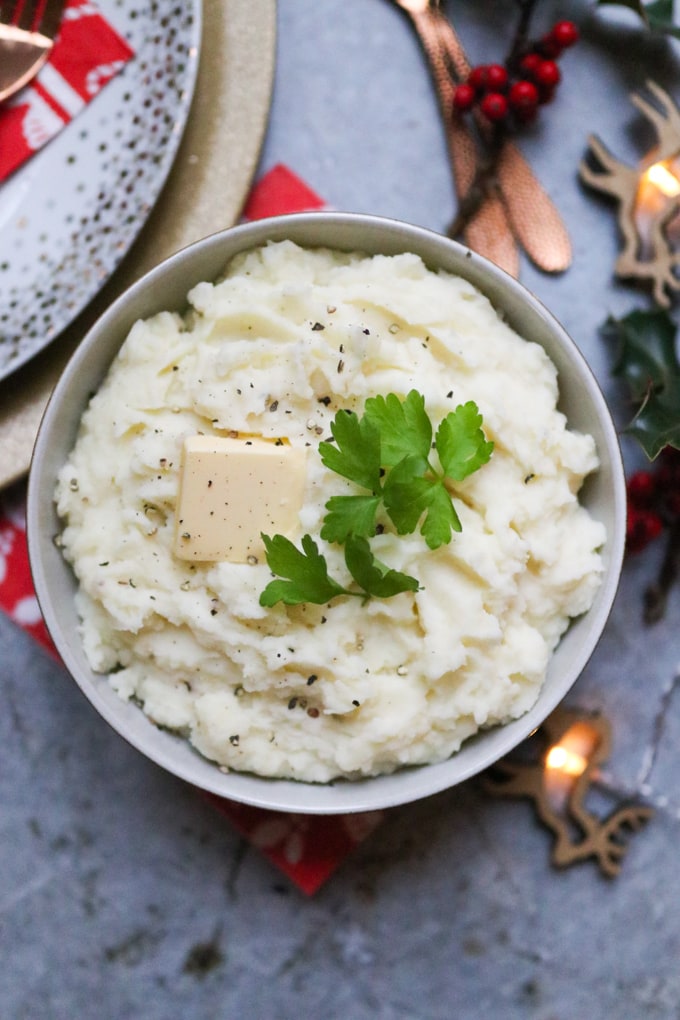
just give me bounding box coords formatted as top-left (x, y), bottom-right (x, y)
top-left (28, 212), bottom-right (626, 814)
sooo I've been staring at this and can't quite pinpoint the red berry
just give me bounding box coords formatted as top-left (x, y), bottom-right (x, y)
top-left (508, 80), bottom-right (539, 117)
top-left (467, 65), bottom-right (489, 93)
top-left (626, 507), bottom-right (664, 554)
top-left (519, 53), bottom-right (542, 78)
top-left (479, 92), bottom-right (508, 122)
top-left (665, 491), bottom-right (680, 517)
top-left (658, 450), bottom-right (680, 488)
top-left (627, 469), bottom-right (657, 508)
top-left (550, 20), bottom-right (580, 48)
top-left (452, 83), bottom-right (476, 112)
top-left (539, 34), bottom-right (563, 59)
top-left (660, 445), bottom-right (680, 474)
top-left (485, 63), bottom-right (509, 92)
top-left (535, 59), bottom-right (561, 89)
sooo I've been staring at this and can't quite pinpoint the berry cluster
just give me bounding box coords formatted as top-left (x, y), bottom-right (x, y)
top-left (452, 20), bottom-right (579, 126)
top-left (626, 447), bottom-right (680, 554)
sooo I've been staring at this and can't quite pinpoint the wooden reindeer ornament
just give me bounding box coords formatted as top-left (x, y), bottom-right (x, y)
top-left (484, 706), bottom-right (653, 877)
top-left (579, 81), bottom-right (680, 307)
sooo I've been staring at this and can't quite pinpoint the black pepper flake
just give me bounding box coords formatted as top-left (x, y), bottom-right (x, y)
top-left (307, 674), bottom-right (318, 686)
top-left (311, 322), bottom-right (325, 331)
top-left (362, 328), bottom-right (370, 335)
top-left (337, 359), bottom-right (344, 373)
top-left (210, 608), bottom-right (218, 616)
top-left (229, 734), bottom-right (240, 746)
top-left (352, 700), bottom-right (360, 707)
top-left (288, 697), bottom-right (298, 710)
top-left (98, 561), bottom-right (109, 567)
top-left (375, 523), bottom-right (384, 535)
top-left (318, 395), bottom-right (331, 406)
top-left (269, 400), bottom-right (279, 412)
top-left (447, 390), bottom-right (453, 398)
top-left (207, 480), bottom-right (213, 487)
top-left (524, 473), bottom-right (535, 484)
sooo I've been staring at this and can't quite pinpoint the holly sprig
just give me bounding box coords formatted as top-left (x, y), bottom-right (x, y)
top-left (603, 308), bottom-right (680, 459)
top-left (603, 308), bottom-right (680, 621)
top-left (259, 391), bottom-right (493, 607)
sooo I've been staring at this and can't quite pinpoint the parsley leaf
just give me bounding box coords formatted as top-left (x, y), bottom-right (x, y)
top-left (436, 401), bottom-right (495, 480)
top-left (363, 389), bottom-right (433, 465)
top-left (382, 454), bottom-right (439, 534)
top-left (318, 410), bottom-right (382, 490)
top-left (259, 533), bottom-right (352, 606)
top-left (344, 535), bottom-right (420, 599)
top-left (320, 493), bottom-right (382, 543)
top-left (382, 454), bottom-right (462, 549)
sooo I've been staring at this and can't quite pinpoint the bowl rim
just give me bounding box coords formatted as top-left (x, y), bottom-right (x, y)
top-left (27, 211), bottom-right (627, 814)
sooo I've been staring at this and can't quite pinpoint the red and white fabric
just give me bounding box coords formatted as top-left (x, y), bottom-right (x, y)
top-left (0, 0), bottom-right (133, 182)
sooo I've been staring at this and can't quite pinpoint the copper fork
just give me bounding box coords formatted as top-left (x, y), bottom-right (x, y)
top-left (391, 0), bottom-right (572, 276)
top-left (0, 0), bottom-right (67, 104)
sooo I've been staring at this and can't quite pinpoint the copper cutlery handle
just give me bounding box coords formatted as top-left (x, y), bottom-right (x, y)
top-left (408, 7), bottom-right (520, 277)
top-left (396, 0), bottom-right (572, 274)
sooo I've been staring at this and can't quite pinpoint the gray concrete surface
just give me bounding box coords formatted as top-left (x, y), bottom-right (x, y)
top-left (3, 1), bottom-right (680, 1017)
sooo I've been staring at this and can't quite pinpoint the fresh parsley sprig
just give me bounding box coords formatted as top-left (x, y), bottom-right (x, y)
top-left (259, 533), bottom-right (419, 607)
top-left (259, 389), bottom-right (493, 608)
top-left (320, 390), bottom-right (494, 549)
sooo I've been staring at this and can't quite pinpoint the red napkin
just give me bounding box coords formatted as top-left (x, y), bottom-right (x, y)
top-left (0, 0), bottom-right (133, 182)
top-left (0, 164), bottom-right (386, 895)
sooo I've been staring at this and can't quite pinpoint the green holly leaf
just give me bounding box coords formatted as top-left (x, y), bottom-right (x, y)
top-left (318, 410), bottom-right (382, 491)
top-left (597, 0), bottom-right (680, 36)
top-left (363, 389), bottom-right (433, 466)
top-left (320, 493), bottom-right (382, 543)
top-left (629, 377), bottom-right (680, 458)
top-left (436, 400), bottom-right (494, 481)
top-left (343, 535), bottom-right (420, 599)
top-left (604, 308), bottom-right (680, 458)
top-left (259, 533), bottom-right (352, 606)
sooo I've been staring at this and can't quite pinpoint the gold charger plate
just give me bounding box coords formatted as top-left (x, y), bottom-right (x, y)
top-left (0, 0), bottom-right (276, 490)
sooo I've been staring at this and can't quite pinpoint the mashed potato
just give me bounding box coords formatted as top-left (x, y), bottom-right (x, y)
top-left (55, 241), bottom-right (605, 782)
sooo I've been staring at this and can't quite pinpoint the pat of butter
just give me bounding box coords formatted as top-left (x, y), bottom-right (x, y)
top-left (174, 435), bottom-right (307, 562)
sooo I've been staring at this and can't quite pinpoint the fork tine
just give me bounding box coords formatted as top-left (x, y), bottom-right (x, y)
top-left (17, 0), bottom-right (41, 32)
top-left (37, 0), bottom-right (65, 40)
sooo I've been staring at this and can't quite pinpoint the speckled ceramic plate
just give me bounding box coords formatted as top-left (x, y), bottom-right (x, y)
top-left (0, 0), bottom-right (201, 382)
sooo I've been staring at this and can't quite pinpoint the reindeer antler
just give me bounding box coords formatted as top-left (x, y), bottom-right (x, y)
top-left (579, 83), bottom-right (680, 307)
top-left (632, 80), bottom-right (680, 166)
